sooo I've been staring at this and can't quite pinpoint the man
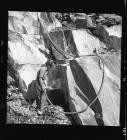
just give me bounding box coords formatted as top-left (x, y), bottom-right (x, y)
top-left (24, 60), bottom-right (53, 115)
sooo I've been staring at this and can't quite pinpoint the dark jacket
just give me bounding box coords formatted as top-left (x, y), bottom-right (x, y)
top-left (24, 67), bottom-right (46, 105)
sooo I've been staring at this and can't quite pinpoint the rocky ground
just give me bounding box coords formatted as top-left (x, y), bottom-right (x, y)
top-left (7, 74), bottom-right (72, 124)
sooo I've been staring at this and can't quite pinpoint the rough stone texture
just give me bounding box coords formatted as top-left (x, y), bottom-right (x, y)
top-left (7, 12), bottom-right (121, 125)
top-left (77, 56), bottom-right (120, 126)
top-left (104, 25), bottom-right (122, 38)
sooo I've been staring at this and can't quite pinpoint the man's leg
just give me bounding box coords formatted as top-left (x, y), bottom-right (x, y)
top-left (36, 92), bottom-right (43, 115)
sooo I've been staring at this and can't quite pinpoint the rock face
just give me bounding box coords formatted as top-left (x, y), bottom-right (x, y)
top-left (7, 12), bottom-right (121, 126)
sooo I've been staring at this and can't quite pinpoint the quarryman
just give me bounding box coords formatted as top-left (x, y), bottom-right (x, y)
top-left (24, 59), bottom-right (54, 115)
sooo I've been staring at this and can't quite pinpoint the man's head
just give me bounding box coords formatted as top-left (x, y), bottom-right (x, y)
top-left (45, 59), bottom-right (54, 70)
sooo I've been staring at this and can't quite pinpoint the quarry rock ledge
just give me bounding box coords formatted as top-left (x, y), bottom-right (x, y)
top-left (7, 12), bottom-right (121, 126)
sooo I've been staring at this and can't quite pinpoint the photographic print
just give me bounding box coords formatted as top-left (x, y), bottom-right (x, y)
top-left (7, 11), bottom-right (122, 126)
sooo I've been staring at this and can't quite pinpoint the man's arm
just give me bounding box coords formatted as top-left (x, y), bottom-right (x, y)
top-left (39, 77), bottom-right (47, 91)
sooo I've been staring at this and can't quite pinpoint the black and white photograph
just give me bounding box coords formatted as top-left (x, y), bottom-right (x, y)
top-left (7, 11), bottom-right (122, 126)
